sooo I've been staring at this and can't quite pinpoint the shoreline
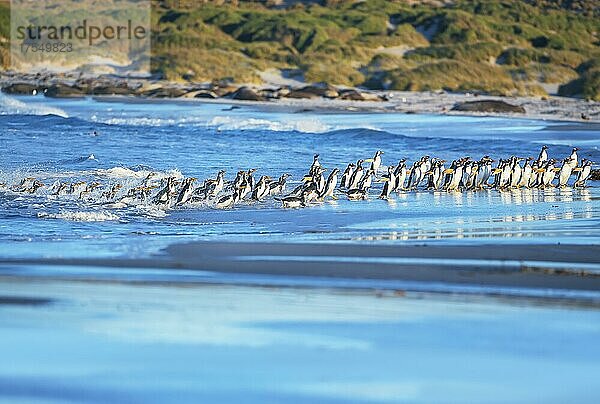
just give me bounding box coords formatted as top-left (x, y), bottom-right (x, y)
top-left (1, 73), bottom-right (599, 124)
top-left (2, 242), bottom-right (599, 300)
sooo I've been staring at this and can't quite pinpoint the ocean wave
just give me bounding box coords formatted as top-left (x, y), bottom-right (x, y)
top-left (38, 210), bottom-right (119, 222)
top-left (207, 116), bottom-right (332, 133)
top-left (0, 93), bottom-right (69, 118)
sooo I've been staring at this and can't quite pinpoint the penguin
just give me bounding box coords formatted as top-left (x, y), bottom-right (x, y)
top-left (519, 157), bottom-right (534, 188)
top-left (358, 168), bottom-right (375, 190)
top-left (427, 160), bottom-right (445, 190)
top-left (313, 166), bottom-right (327, 194)
top-left (540, 159), bottom-right (559, 188)
top-left (153, 177), bottom-right (177, 206)
top-left (209, 170), bottom-right (226, 198)
top-left (445, 161), bottom-right (464, 191)
top-left (406, 161), bottom-right (421, 190)
top-left (340, 163), bottom-right (355, 189)
top-left (574, 159), bottom-right (592, 188)
top-left (348, 160), bottom-right (364, 189)
top-left (537, 145), bottom-right (548, 163)
top-left (393, 159), bottom-right (408, 192)
top-left (269, 173), bottom-right (290, 195)
top-left (309, 154), bottom-right (321, 176)
top-left (246, 168), bottom-right (257, 193)
top-left (367, 150), bottom-right (384, 174)
top-left (11, 177), bottom-right (36, 193)
top-left (567, 147), bottom-right (578, 169)
top-left (215, 191), bottom-right (241, 209)
top-left (101, 183), bottom-right (122, 200)
top-left (379, 166), bottom-right (395, 199)
top-left (557, 158), bottom-right (574, 187)
top-left (25, 180), bottom-right (45, 194)
top-left (319, 168), bottom-right (340, 201)
top-left (51, 181), bottom-right (70, 196)
top-left (79, 182), bottom-right (101, 199)
top-left (475, 156), bottom-right (493, 189)
top-left (252, 175), bottom-right (272, 201)
top-left (277, 190), bottom-right (309, 209)
top-left (68, 181), bottom-right (87, 196)
top-left (344, 187), bottom-right (369, 201)
top-left (175, 177), bottom-right (197, 205)
top-left (509, 157), bottom-right (523, 188)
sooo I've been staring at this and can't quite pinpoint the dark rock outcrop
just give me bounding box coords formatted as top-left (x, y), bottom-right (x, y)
top-left (590, 169), bottom-right (600, 181)
top-left (44, 84), bottom-right (86, 98)
top-left (451, 100), bottom-right (526, 113)
top-left (90, 84), bottom-right (137, 96)
top-left (230, 86), bottom-right (266, 101)
top-left (1, 83), bottom-right (40, 95)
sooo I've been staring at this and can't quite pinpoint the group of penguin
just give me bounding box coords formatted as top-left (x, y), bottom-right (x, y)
top-left (1, 145), bottom-right (594, 210)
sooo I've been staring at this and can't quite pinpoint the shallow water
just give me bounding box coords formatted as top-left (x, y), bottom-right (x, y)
top-left (0, 277), bottom-right (599, 403)
top-left (0, 93), bottom-right (598, 258)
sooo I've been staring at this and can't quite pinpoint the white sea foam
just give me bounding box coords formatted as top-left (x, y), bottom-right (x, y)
top-left (92, 113), bottom-right (333, 133)
top-left (38, 210), bottom-right (119, 222)
top-left (208, 116), bottom-right (331, 133)
top-left (0, 92), bottom-right (69, 117)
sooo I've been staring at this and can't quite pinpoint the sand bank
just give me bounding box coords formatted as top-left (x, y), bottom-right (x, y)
top-left (2, 242), bottom-right (598, 297)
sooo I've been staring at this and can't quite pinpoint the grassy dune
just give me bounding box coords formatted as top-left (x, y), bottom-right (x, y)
top-left (1, 0), bottom-right (599, 99)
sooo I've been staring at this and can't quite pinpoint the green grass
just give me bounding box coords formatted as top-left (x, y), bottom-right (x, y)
top-left (1, 0), bottom-right (599, 97)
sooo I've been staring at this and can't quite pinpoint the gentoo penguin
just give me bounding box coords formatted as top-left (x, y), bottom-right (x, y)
top-left (379, 166), bottom-right (396, 199)
top-left (340, 163), bottom-right (355, 189)
top-left (24, 179), bottom-right (45, 194)
top-left (79, 182), bottom-right (101, 199)
top-left (153, 177), bottom-right (177, 206)
top-left (252, 175), bottom-right (272, 201)
top-left (11, 177), bottom-right (35, 192)
top-left (427, 159), bottom-right (445, 190)
top-left (246, 168), bottom-right (257, 193)
top-left (344, 187), bottom-right (369, 201)
top-left (216, 190), bottom-right (241, 209)
top-left (176, 177), bottom-right (197, 205)
top-left (309, 154), bottom-right (321, 176)
top-left (509, 157), bottom-right (523, 188)
top-left (445, 160), bottom-right (465, 191)
top-left (519, 157), bottom-right (534, 188)
top-left (319, 168), bottom-right (340, 200)
top-left (393, 159), bottom-right (408, 192)
top-left (557, 157), bottom-right (575, 187)
top-left (540, 159), bottom-right (558, 188)
top-left (348, 160), bottom-right (365, 189)
top-left (574, 159), bottom-right (592, 187)
top-left (277, 190), bottom-right (309, 209)
top-left (51, 181), bottom-right (70, 196)
top-left (537, 145), bottom-right (548, 163)
top-left (367, 150), bottom-right (384, 174)
top-left (101, 183), bottom-right (122, 200)
top-left (567, 147), bottom-right (578, 169)
top-left (359, 168), bottom-right (375, 190)
top-left (269, 173), bottom-right (290, 195)
top-left (209, 170), bottom-right (226, 198)
top-left (475, 156), bottom-right (493, 189)
top-left (406, 160), bottom-right (422, 189)
top-left (313, 166), bottom-right (327, 194)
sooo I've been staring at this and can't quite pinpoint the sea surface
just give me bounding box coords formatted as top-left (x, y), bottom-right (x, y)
top-left (1, 93), bottom-right (600, 403)
top-left (0, 93), bottom-right (599, 259)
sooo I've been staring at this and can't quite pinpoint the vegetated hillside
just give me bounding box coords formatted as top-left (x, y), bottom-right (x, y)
top-left (1, 0), bottom-right (600, 99)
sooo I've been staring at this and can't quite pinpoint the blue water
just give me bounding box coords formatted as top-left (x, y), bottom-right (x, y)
top-left (0, 94), bottom-right (599, 258)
